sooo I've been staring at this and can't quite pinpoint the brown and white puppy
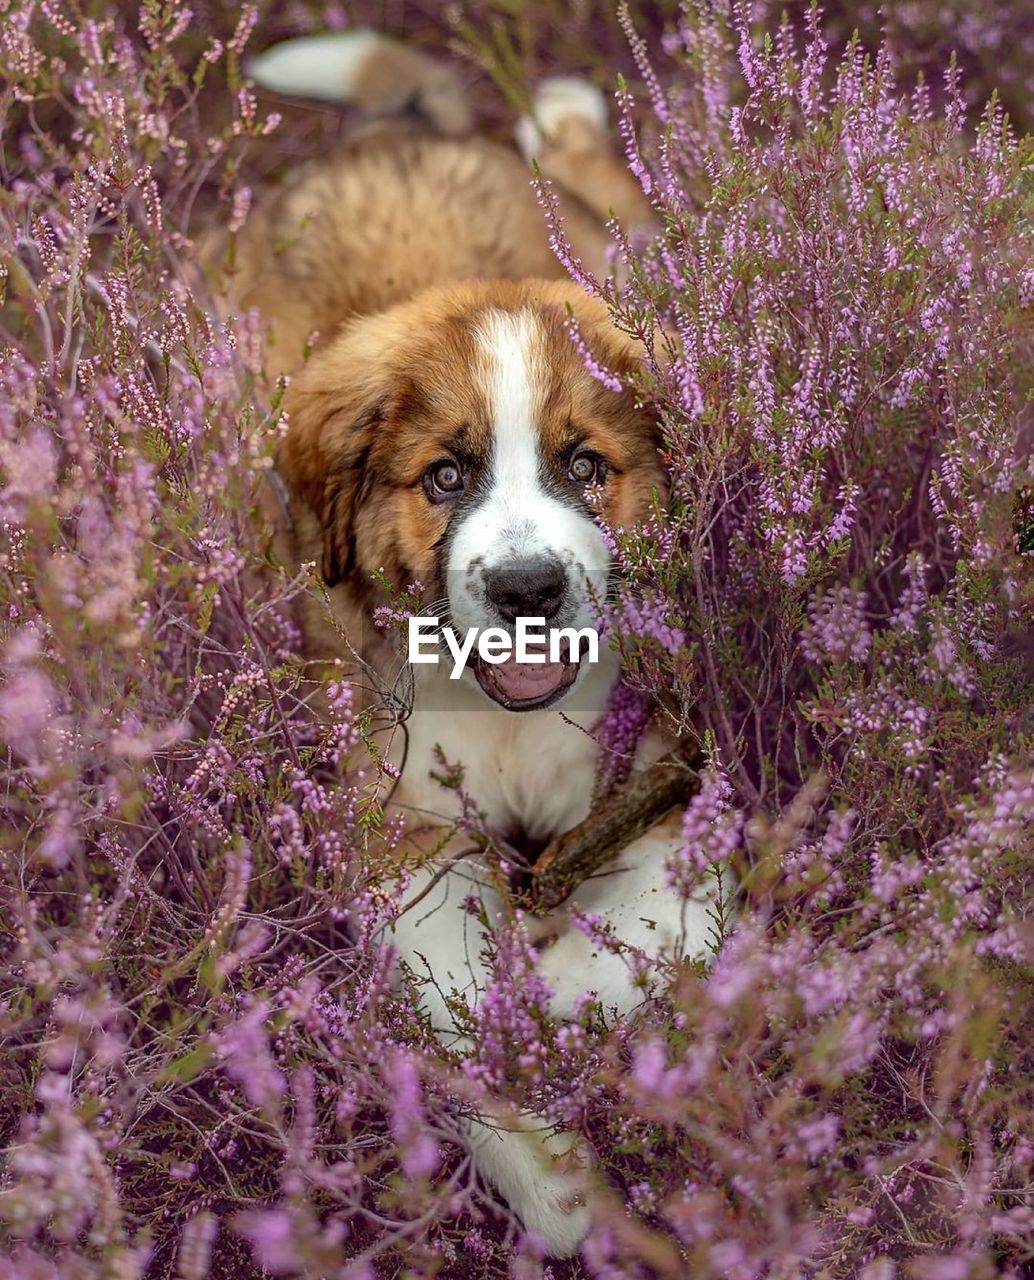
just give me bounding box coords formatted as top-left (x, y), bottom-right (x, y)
top-left (234, 32), bottom-right (717, 1257)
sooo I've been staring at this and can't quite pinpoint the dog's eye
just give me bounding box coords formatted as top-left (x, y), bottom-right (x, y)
top-left (568, 450), bottom-right (606, 485)
top-left (425, 458), bottom-right (464, 502)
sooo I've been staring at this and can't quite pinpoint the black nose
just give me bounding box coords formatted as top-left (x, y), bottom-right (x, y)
top-left (484, 559), bottom-right (568, 623)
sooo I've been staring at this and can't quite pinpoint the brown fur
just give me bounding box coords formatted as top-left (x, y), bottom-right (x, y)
top-left (227, 126), bottom-right (618, 376)
top-left (281, 279), bottom-right (664, 594)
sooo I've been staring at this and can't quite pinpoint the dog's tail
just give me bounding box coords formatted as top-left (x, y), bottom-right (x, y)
top-left (245, 30), bottom-right (472, 136)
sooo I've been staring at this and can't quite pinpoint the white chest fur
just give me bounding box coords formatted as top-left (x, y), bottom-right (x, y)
top-left (392, 648), bottom-right (620, 840)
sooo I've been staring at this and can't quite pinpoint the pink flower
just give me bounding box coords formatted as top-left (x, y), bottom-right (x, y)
top-left (216, 999), bottom-right (286, 1111)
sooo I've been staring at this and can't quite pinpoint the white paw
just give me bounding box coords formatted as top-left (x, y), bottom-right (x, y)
top-left (466, 1116), bottom-right (591, 1258)
top-left (516, 75), bottom-right (609, 162)
top-left (246, 30), bottom-right (379, 102)
top-left (523, 1191), bottom-right (591, 1259)
top-left (510, 1127), bottom-right (591, 1258)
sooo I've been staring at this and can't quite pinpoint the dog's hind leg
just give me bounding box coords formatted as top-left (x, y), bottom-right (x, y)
top-left (515, 77), bottom-right (654, 232)
top-left (246, 29), bottom-right (473, 135)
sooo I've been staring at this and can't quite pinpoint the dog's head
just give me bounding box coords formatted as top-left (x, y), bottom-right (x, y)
top-left (280, 279), bottom-right (665, 711)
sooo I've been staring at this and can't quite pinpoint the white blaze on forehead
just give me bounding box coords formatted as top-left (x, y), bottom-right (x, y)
top-left (475, 309), bottom-right (545, 522)
top-left (443, 305), bottom-right (610, 646)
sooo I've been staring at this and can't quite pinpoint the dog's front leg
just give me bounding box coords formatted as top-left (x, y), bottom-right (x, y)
top-left (535, 808), bottom-right (721, 1022)
top-left (386, 848), bottom-right (591, 1257)
top-left (388, 848), bottom-right (502, 1051)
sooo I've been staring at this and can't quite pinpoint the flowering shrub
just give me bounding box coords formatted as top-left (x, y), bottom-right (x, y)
top-left (1, 4), bottom-right (1032, 1280)
top-left (427, 0), bottom-right (1034, 132)
top-left (778, 0), bottom-right (1034, 134)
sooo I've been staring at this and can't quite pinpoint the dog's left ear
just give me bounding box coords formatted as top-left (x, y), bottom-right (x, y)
top-left (277, 324), bottom-right (392, 587)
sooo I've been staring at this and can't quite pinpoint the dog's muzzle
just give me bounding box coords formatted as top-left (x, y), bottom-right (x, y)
top-left (471, 555), bottom-right (580, 711)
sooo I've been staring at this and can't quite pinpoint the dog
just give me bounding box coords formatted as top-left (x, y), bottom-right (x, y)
top-left (228, 30), bottom-right (722, 1257)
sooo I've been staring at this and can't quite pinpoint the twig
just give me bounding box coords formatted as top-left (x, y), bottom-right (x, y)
top-left (528, 746), bottom-right (702, 912)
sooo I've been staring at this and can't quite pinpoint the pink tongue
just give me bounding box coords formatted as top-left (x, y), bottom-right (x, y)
top-left (487, 654), bottom-right (568, 700)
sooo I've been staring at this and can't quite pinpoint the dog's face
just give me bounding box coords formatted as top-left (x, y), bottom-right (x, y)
top-left (280, 280), bottom-right (665, 711)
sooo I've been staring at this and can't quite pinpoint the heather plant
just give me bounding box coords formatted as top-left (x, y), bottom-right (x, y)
top-left (358, 0), bottom-right (1034, 132)
top-left (1, 4), bottom-right (1033, 1280)
top-left (771, 0), bottom-right (1034, 135)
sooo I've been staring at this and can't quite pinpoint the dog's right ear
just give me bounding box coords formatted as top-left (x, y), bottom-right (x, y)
top-left (277, 333), bottom-right (391, 588)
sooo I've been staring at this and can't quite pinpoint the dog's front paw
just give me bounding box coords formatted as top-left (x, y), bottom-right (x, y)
top-left (467, 1115), bottom-right (591, 1258)
top-left (515, 76), bottom-right (609, 163)
top-left (509, 1127), bottom-right (591, 1258)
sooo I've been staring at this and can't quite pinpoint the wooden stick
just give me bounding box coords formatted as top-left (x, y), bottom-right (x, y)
top-left (528, 747), bottom-right (702, 912)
